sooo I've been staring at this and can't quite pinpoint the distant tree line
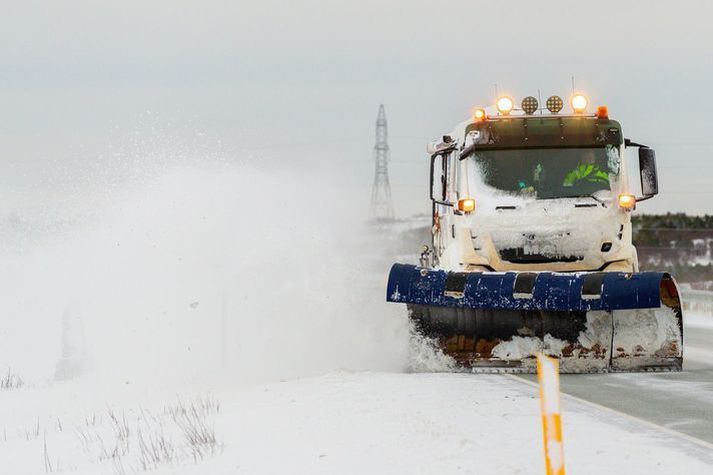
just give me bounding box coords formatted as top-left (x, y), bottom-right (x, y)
top-left (633, 213), bottom-right (713, 248)
top-left (633, 213), bottom-right (713, 284)
top-left (633, 213), bottom-right (713, 231)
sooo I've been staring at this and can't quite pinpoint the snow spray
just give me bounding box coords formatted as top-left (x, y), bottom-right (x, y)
top-left (0, 129), bottom-right (418, 388)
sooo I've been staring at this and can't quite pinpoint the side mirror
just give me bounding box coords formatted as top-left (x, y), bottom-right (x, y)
top-left (639, 148), bottom-right (658, 197)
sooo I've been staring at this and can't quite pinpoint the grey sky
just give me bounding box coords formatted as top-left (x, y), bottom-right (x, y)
top-left (2, 0), bottom-right (712, 216)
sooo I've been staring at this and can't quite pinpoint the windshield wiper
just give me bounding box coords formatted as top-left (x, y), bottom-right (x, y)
top-left (584, 193), bottom-right (608, 208)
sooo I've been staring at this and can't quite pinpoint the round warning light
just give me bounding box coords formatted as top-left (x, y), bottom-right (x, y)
top-left (571, 94), bottom-right (588, 113)
top-left (546, 96), bottom-right (564, 114)
top-left (521, 96), bottom-right (538, 115)
top-left (496, 96), bottom-right (514, 115)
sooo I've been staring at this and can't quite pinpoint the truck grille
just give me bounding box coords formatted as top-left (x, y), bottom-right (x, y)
top-left (499, 248), bottom-right (583, 264)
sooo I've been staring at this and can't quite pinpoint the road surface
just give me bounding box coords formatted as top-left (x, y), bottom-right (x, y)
top-left (515, 316), bottom-right (713, 446)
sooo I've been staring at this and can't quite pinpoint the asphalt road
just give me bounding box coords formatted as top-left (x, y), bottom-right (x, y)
top-left (515, 321), bottom-right (713, 445)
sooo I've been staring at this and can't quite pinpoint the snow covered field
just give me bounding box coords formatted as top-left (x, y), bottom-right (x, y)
top-left (2, 370), bottom-right (712, 474)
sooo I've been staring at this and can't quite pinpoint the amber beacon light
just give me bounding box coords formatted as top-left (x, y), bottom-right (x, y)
top-left (473, 108), bottom-right (487, 121)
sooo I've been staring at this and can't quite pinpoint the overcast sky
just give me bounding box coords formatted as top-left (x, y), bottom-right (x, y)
top-left (2, 0), bottom-right (712, 216)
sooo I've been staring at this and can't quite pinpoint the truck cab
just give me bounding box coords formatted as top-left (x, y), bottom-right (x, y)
top-left (427, 95), bottom-right (659, 274)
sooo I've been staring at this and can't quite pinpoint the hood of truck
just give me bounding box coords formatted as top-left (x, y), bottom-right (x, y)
top-left (458, 197), bottom-right (633, 272)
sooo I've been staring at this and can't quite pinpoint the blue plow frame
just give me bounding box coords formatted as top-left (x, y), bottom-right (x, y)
top-left (387, 263), bottom-right (669, 312)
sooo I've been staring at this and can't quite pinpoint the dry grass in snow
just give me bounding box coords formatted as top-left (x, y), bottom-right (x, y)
top-left (73, 395), bottom-right (222, 473)
top-left (2, 394), bottom-right (224, 474)
top-left (1, 368), bottom-right (24, 390)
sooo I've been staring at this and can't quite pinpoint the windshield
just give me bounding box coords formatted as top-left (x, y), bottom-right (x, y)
top-left (468, 146), bottom-right (618, 199)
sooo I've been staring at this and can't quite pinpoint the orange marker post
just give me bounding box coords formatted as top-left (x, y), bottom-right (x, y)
top-left (536, 353), bottom-right (566, 475)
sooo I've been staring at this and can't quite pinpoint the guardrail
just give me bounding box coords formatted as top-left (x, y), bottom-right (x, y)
top-left (681, 289), bottom-right (713, 316)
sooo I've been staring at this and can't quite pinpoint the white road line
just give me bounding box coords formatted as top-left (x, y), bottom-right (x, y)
top-left (505, 374), bottom-right (713, 451)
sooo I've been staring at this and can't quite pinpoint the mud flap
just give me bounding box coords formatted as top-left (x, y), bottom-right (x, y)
top-left (388, 263), bottom-right (683, 373)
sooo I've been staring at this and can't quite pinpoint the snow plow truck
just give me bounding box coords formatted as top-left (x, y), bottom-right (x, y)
top-left (387, 93), bottom-right (683, 373)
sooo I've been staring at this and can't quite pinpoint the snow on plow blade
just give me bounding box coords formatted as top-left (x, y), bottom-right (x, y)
top-left (387, 263), bottom-right (683, 373)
